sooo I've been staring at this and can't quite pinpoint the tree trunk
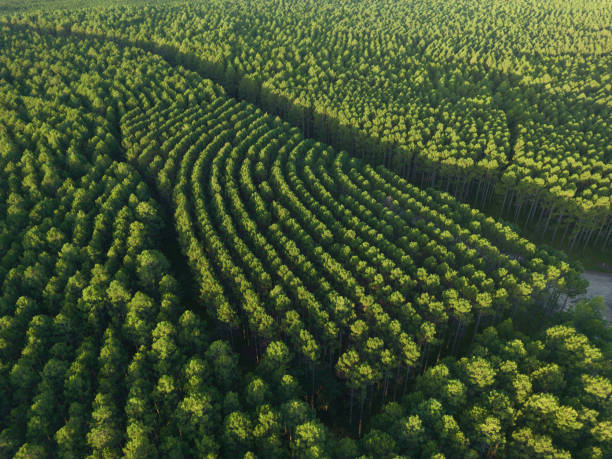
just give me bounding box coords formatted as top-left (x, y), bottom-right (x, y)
top-left (402, 365), bottom-right (411, 397)
top-left (471, 312), bottom-right (482, 347)
top-left (421, 343), bottom-right (430, 374)
top-left (349, 385), bottom-right (354, 425)
top-left (383, 374), bottom-right (389, 403)
top-left (560, 220), bottom-right (573, 246)
top-left (550, 210), bottom-right (565, 243)
top-left (487, 181), bottom-right (496, 205)
top-left (452, 320), bottom-right (463, 355)
top-left (358, 389), bottom-right (366, 437)
top-left (462, 177), bottom-right (470, 201)
top-left (526, 195), bottom-right (539, 226)
top-left (594, 219), bottom-right (607, 246)
top-left (437, 325), bottom-right (449, 361)
top-left (569, 226), bottom-right (582, 252)
top-left (311, 362), bottom-right (316, 408)
top-left (542, 205), bottom-right (555, 235)
top-left (536, 203), bottom-right (548, 227)
top-left (392, 365), bottom-right (401, 401)
top-left (582, 226), bottom-right (596, 251)
top-left (514, 197), bottom-right (524, 222)
top-left (603, 221), bottom-right (612, 249)
top-left (504, 192), bottom-right (514, 219)
top-left (511, 300), bottom-right (520, 322)
top-left (499, 189), bottom-right (509, 217)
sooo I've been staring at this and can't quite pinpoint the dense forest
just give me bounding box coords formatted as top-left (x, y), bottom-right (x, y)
top-left (0, 1), bottom-right (610, 458)
top-left (4, 0), bottom-right (611, 251)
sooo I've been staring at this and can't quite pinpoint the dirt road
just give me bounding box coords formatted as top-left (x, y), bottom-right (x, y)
top-left (571, 271), bottom-right (612, 322)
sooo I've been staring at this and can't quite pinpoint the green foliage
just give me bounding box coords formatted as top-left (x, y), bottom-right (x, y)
top-left (5, 0), bottom-right (609, 245)
top-left (0, 25), bottom-right (332, 458)
top-left (369, 320), bottom-right (611, 457)
top-left (0, 2), bottom-right (609, 457)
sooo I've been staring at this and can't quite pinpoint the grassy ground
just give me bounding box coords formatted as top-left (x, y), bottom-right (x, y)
top-left (528, 228), bottom-right (612, 273)
top-left (476, 197), bottom-right (612, 273)
top-left (568, 246), bottom-right (612, 272)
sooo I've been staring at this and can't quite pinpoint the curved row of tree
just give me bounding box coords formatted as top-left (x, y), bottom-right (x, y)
top-left (4, 0), bottom-right (610, 246)
top-left (0, 18), bottom-right (608, 458)
top-left (79, 23), bottom-right (589, 439)
top-left (0, 28), bottom-right (336, 457)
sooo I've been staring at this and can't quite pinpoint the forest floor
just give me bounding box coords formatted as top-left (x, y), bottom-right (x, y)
top-left (570, 271), bottom-right (612, 322)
